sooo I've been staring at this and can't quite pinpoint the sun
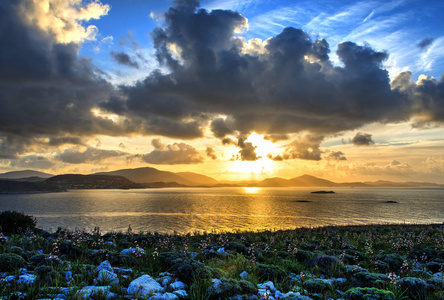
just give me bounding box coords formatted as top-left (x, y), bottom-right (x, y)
top-left (228, 133), bottom-right (279, 179)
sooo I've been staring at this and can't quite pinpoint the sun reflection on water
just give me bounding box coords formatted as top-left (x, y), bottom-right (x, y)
top-left (242, 187), bottom-right (261, 194)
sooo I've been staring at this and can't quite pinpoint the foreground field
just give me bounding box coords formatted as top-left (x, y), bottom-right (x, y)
top-left (2, 222), bottom-right (444, 299)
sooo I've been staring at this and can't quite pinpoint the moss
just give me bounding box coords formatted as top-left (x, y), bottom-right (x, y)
top-left (225, 241), bottom-right (248, 255)
top-left (0, 253), bottom-right (26, 272)
top-left (253, 263), bottom-right (286, 282)
top-left (303, 278), bottom-right (332, 293)
top-left (344, 287), bottom-right (395, 300)
top-left (207, 278), bottom-right (257, 298)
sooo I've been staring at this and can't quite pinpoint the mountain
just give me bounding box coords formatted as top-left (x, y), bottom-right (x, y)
top-left (175, 172), bottom-right (219, 186)
top-left (257, 177), bottom-right (293, 187)
top-left (95, 167), bottom-right (217, 186)
top-left (0, 170), bottom-right (54, 180)
top-left (0, 180), bottom-right (64, 194)
top-left (365, 180), bottom-right (444, 188)
top-left (289, 174), bottom-right (337, 187)
top-left (45, 174), bottom-right (144, 189)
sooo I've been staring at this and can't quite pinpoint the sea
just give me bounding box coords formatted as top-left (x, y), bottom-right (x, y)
top-left (1, 187), bottom-right (443, 234)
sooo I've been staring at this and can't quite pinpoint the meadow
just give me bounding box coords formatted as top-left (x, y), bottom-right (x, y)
top-left (1, 211), bottom-right (444, 299)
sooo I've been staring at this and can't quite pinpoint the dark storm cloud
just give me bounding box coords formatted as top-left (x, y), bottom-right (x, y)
top-left (141, 141), bottom-right (203, 164)
top-left (351, 133), bottom-right (375, 146)
top-left (99, 0), bottom-right (422, 150)
top-left (236, 137), bottom-right (260, 161)
top-left (417, 38), bottom-right (434, 50)
top-left (324, 150), bottom-right (347, 161)
top-left (206, 147), bottom-right (217, 160)
top-left (268, 135), bottom-right (323, 161)
top-left (57, 147), bottom-right (127, 164)
top-left (110, 51), bottom-right (140, 68)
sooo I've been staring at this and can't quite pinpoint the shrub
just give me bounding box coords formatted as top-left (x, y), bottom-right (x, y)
top-left (304, 278), bottom-right (332, 293)
top-left (253, 263), bottom-right (286, 282)
top-left (0, 253), bottom-right (26, 272)
top-left (0, 211), bottom-right (37, 235)
top-left (344, 287), bottom-right (395, 300)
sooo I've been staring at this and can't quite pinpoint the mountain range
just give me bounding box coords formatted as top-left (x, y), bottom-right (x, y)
top-left (0, 167), bottom-right (443, 194)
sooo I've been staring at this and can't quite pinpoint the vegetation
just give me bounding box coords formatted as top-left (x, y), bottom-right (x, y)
top-left (1, 211), bottom-right (444, 299)
top-left (0, 210), bottom-right (37, 235)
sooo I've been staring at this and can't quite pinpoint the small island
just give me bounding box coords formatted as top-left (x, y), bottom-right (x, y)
top-left (311, 191), bottom-right (335, 194)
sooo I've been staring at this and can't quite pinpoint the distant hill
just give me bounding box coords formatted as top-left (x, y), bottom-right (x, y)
top-left (0, 170), bottom-right (54, 180)
top-left (365, 180), bottom-right (444, 188)
top-left (45, 174), bottom-right (144, 190)
top-left (0, 180), bottom-right (64, 194)
top-left (257, 174), bottom-right (370, 188)
top-left (96, 167), bottom-right (218, 186)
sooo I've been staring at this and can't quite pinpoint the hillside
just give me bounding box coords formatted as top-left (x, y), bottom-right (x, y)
top-left (0, 170), bottom-right (54, 180)
top-left (45, 174), bottom-right (144, 189)
top-left (96, 167), bottom-right (217, 186)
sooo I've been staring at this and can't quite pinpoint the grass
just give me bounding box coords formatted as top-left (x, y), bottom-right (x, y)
top-left (1, 223), bottom-right (444, 299)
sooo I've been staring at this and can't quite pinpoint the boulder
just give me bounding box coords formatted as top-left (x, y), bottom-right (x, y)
top-left (169, 280), bottom-right (186, 291)
top-left (16, 274), bottom-right (37, 285)
top-left (127, 275), bottom-right (164, 298)
top-left (77, 286), bottom-right (117, 299)
top-left (96, 260), bottom-right (113, 273)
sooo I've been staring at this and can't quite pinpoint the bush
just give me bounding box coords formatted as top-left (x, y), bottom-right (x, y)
top-left (253, 263), bottom-right (286, 282)
top-left (344, 287), bottom-right (395, 300)
top-left (0, 211), bottom-right (37, 235)
top-left (304, 278), bottom-right (332, 293)
top-left (0, 253), bottom-right (26, 272)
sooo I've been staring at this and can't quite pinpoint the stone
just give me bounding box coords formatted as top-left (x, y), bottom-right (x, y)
top-left (217, 247), bottom-right (228, 255)
top-left (96, 260), bottom-right (113, 273)
top-left (151, 292), bottom-right (179, 300)
top-left (257, 281), bottom-right (276, 293)
top-left (94, 269), bottom-right (119, 286)
top-left (121, 247), bottom-right (145, 256)
top-left (127, 274), bottom-right (164, 297)
top-left (65, 271), bottom-right (73, 282)
top-left (173, 290), bottom-right (188, 299)
top-left (16, 274), bottom-right (36, 285)
top-left (113, 267), bottom-right (132, 275)
top-left (77, 286), bottom-right (117, 299)
top-left (170, 280), bottom-right (186, 291)
top-left (240, 271), bottom-right (251, 279)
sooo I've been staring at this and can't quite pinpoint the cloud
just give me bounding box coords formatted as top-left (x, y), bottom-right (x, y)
top-left (57, 147), bottom-right (127, 164)
top-left (417, 38), bottom-right (434, 50)
top-left (18, 0), bottom-right (110, 44)
top-left (351, 132), bottom-right (375, 146)
top-left (8, 155), bottom-right (55, 169)
top-left (206, 147), bottom-right (217, 160)
top-left (110, 51), bottom-right (140, 68)
top-left (324, 150), bottom-right (347, 161)
top-left (100, 0), bottom-right (422, 148)
top-left (142, 141), bottom-right (204, 164)
top-left (151, 138), bottom-right (165, 150)
top-left (236, 137), bottom-right (260, 161)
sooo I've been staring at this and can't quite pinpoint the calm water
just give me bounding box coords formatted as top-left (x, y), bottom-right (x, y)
top-left (1, 187), bottom-right (443, 234)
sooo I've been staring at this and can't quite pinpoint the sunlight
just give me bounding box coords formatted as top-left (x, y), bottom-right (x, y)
top-left (242, 187), bottom-right (261, 194)
top-left (227, 132), bottom-right (280, 179)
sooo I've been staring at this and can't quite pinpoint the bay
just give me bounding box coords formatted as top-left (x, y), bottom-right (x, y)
top-left (1, 187), bottom-right (443, 234)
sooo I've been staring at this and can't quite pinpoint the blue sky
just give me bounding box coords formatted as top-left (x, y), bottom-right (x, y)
top-left (81, 0), bottom-right (444, 83)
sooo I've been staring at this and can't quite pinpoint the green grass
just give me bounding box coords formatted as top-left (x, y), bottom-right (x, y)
top-left (1, 222), bottom-right (444, 299)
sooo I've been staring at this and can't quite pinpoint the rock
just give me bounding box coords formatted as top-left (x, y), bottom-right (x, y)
top-left (96, 260), bottom-right (114, 273)
top-left (172, 290), bottom-right (188, 299)
top-left (94, 269), bottom-right (119, 286)
top-left (257, 281), bottom-right (276, 293)
top-left (346, 265), bottom-right (368, 274)
top-left (308, 255), bottom-right (345, 276)
top-left (113, 267), bottom-right (132, 275)
top-left (240, 271), bottom-right (251, 279)
top-left (170, 280), bottom-right (186, 291)
top-left (208, 278), bottom-right (257, 298)
top-left (127, 274), bottom-right (164, 297)
top-left (351, 271), bottom-right (388, 288)
top-left (398, 277), bottom-right (434, 298)
top-left (65, 271), bottom-right (73, 282)
top-left (77, 286), bottom-right (117, 299)
top-left (120, 247), bottom-right (145, 256)
top-left (217, 247), bottom-right (228, 255)
top-left (16, 274), bottom-right (37, 285)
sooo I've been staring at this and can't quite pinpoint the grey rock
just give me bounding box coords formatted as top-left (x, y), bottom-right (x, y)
top-left (170, 280), bottom-right (186, 291)
top-left (113, 267), bottom-right (132, 275)
top-left (127, 275), bottom-right (164, 297)
top-left (94, 269), bottom-right (119, 286)
top-left (120, 247), bottom-right (145, 256)
top-left (77, 286), bottom-right (117, 299)
top-left (240, 271), bottom-right (251, 279)
top-left (16, 274), bottom-right (36, 285)
top-left (96, 260), bottom-right (113, 273)
top-left (258, 281), bottom-right (276, 293)
top-left (172, 290), bottom-right (188, 299)
top-left (151, 292), bottom-right (178, 300)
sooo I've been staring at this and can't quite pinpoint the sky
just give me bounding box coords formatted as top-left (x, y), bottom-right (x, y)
top-left (1, 0), bottom-right (444, 183)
